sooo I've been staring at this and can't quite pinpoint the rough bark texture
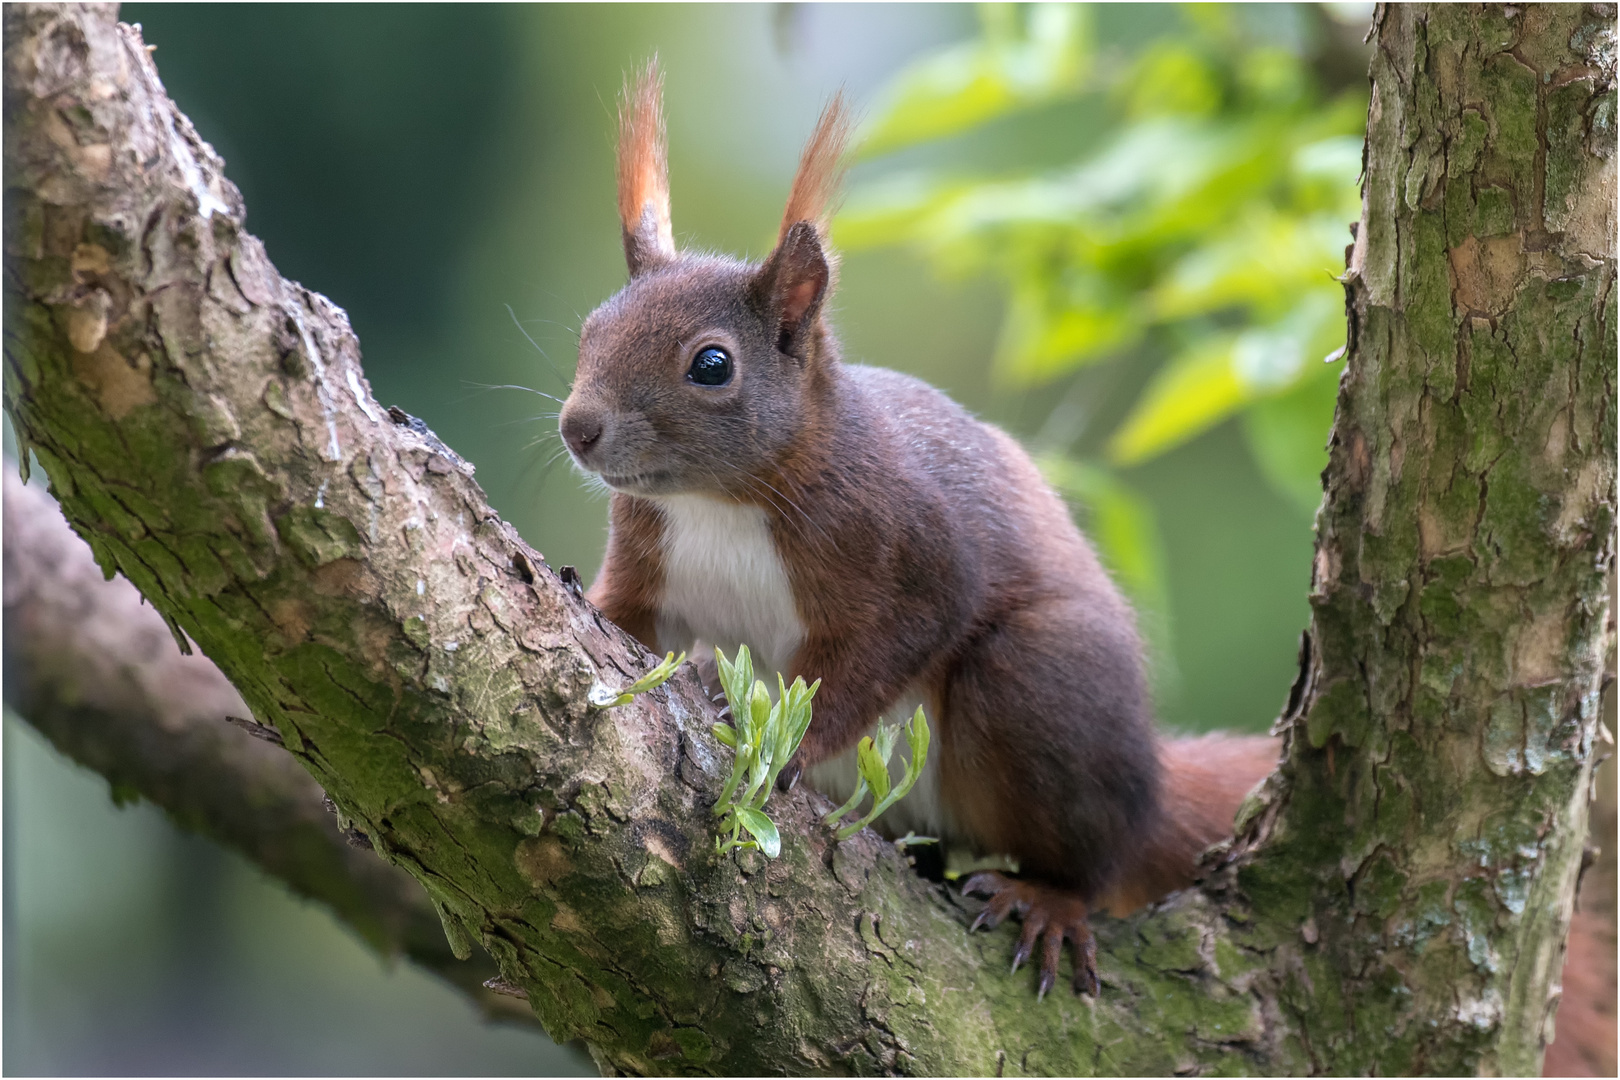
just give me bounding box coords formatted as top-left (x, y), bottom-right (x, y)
top-left (2, 3), bottom-right (1612, 1075)
top-left (1224, 4), bottom-right (1616, 1074)
top-left (2, 469), bottom-right (538, 1026)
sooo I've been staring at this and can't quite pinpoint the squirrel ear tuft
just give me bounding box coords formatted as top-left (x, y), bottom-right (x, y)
top-left (778, 92), bottom-right (853, 245)
top-left (617, 58), bottom-right (675, 276)
top-left (755, 220), bottom-right (830, 357)
top-left (754, 92), bottom-right (850, 357)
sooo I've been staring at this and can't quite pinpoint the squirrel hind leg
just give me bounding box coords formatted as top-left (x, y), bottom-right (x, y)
top-left (963, 871), bottom-right (1100, 998)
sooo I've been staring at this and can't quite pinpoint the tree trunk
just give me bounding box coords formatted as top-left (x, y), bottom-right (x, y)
top-left (1231, 5), bottom-right (1616, 1073)
top-left (2, 3), bottom-right (1611, 1074)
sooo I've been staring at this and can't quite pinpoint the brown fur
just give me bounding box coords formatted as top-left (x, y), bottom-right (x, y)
top-left (585, 494), bottom-right (664, 649)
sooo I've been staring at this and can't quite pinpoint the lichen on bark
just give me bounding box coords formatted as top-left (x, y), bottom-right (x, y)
top-left (2, 3), bottom-right (1612, 1075)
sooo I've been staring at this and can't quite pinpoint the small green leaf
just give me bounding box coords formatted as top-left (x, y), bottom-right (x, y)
top-left (712, 722), bottom-right (737, 748)
top-left (856, 736), bottom-right (892, 802)
top-left (903, 706), bottom-right (931, 787)
top-left (748, 682), bottom-right (772, 747)
top-left (590, 651), bottom-right (686, 708)
top-left (873, 723), bottom-right (901, 766)
top-left (624, 651), bottom-right (686, 696)
top-left (734, 809), bottom-right (781, 858)
top-left (715, 646), bottom-right (755, 723)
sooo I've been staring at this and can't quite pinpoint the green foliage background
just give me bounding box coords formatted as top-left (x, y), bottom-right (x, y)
top-left (4, 4), bottom-right (1370, 1073)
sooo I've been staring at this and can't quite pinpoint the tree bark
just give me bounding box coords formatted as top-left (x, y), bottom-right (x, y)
top-left (1269, 5), bottom-right (1615, 1072)
top-left (2, 3), bottom-right (1611, 1075)
top-left (2, 469), bottom-right (539, 1026)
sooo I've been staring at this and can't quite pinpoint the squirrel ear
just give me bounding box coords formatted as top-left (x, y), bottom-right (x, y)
top-left (617, 59), bottom-right (675, 277)
top-left (755, 220), bottom-right (830, 357)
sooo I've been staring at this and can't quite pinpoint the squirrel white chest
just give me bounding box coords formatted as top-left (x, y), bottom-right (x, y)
top-left (651, 494), bottom-right (805, 677)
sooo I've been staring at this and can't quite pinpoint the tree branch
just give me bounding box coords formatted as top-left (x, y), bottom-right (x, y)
top-left (2, 3), bottom-right (1612, 1075)
top-left (2, 467), bottom-right (538, 1024)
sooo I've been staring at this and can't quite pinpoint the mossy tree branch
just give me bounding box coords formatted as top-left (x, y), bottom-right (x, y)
top-left (2, 469), bottom-right (539, 1025)
top-left (3, 3), bottom-right (1612, 1075)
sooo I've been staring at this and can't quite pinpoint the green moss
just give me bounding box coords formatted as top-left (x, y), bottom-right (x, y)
top-left (1448, 109), bottom-right (1489, 178)
top-left (1305, 678), bottom-right (1369, 748)
top-left (173, 533), bottom-right (232, 595)
top-left (131, 535), bottom-right (190, 594)
top-left (1474, 186), bottom-right (1515, 237)
top-left (1544, 81), bottom-right (1594, 228)
top-left (1479, 457), bottom-right (1556, 586)
top-left (1443, 175), bottom-right (1476, 251)
top-left (1405, 213), bottom-right (1457, 363)
top-left (1137, 912), bottom-right (1204, 972)
top-left (1237, 854), bottom-right (1316, 927)
top-left (1481, 52), bottom-right (1539, 191)
top-left (74, 478), bottom-right (148, 539)
top-left (1451, 877), bottom-right (1500, 973)
top-left (1418, 554), bottom-right (1475, 640)
top-left (1211, 937), bottom-right (1259, 981)
top-left (402, 613), bottom-right (431, 649)
top-left (1353, 851), bottom-right (1409, 920)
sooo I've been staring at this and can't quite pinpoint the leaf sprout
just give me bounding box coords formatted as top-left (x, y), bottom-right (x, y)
top-left (711, 646), bottom-right (819, 859)
top-left (823, 706), bottom-right (932, 841)
top-left (587, 651), bottom-right (687, 709)
top-left (708, 645), bottom-right (935, 856)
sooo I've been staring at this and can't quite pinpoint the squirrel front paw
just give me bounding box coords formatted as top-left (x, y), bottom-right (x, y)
top-left (962, 871), bottom-right (1099, 998)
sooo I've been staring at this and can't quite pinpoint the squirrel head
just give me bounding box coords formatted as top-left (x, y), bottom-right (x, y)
top-left (559, 60), bottom-right (852, 499)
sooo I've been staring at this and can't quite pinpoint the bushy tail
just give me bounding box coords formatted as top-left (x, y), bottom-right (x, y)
top-left (1100, 732), bottom-right (1280, 916)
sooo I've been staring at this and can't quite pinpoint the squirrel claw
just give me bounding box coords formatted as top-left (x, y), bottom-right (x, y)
top-left (1011, 907), bottom-right (1049, 973)
top-left (776, 760), bottom-right (802, 793)
top-left (1036, 969), bottom-right (1054, 1001)
top-left (1073, 932), bottom-right (1100, 996)
top-left (959, 871), bottom-right (1098, 998)
top-left (1011, 943), bottom-right (1031, 974)
top-left (965, 872), bottom-right (1024, 932)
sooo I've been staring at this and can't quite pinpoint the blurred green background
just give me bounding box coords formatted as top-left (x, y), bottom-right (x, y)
top-left (5, 3), bottom-right (1371, 1073)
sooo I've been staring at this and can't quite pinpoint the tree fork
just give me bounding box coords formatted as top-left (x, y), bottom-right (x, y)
top-left (3, 3), bottom-right (1611, 1074)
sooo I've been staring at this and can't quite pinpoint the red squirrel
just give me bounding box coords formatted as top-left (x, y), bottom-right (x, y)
top-left (558, 62), bottom-right (1282, 997)
top-left (555, 65), bottom-right (1616, 1059)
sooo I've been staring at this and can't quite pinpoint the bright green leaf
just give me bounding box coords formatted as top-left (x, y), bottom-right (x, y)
top-left (856, 736), bottom-right (892, 802)
top-left (734, 809), bottom-right (781, 859)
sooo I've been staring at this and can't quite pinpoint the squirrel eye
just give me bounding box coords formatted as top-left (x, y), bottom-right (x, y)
top-left (687, 346), bottom-right (733, 387)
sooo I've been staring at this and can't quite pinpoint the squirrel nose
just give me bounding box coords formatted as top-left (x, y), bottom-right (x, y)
top-left (561, 411), bottom-right (604, 458)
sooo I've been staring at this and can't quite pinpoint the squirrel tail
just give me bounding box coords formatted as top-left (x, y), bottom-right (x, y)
top-left (1100, 731), bottom-right (1280, 916)
top-left (1103, 732), bottom-right (1616, 1077)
